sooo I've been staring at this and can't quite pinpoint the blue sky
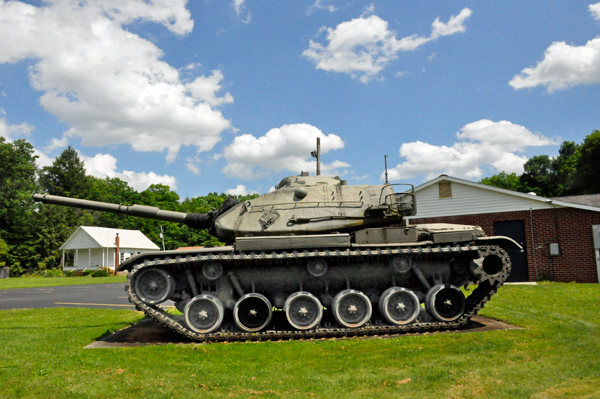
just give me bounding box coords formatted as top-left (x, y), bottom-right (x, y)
top-left (1, 0), bottom-right (599, 198)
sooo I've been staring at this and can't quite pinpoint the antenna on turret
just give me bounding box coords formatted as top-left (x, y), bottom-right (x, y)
top-left (310, 137), bottom-right (321, 176)
top-left (384, 154), bottom-right (389, 184)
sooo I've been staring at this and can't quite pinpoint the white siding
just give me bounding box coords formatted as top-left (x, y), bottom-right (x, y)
top-left (409, 181), bottom-right (555, 219)
top-left (63, 231), bottom-right (97, 250)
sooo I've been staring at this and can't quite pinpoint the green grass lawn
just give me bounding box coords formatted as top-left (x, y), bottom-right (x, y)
top-left (0, 276), bottom-right (127, 289)
top-left (1, 282), bottom-right (599, 398)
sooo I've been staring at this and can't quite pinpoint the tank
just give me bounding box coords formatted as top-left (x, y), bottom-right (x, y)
top-left (33, 142), bottom-right (519, 342)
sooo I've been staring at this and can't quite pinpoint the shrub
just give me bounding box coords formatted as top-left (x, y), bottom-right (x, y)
top-left (43, 269), bottom-right (63, 278)
top-left (82, 270), bottom-right (94, 276)
top-left (91, 270), bottom-right (109, 277)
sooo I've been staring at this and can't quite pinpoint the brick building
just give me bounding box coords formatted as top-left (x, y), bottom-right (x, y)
top-left (406, 175), bottom-right (600, 283)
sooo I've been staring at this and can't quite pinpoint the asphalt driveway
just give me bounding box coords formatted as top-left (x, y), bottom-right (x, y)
top-left (0, 283), bottom-right (152, 310)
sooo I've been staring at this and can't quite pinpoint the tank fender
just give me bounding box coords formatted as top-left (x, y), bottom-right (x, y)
top-left (475, 236), bottom-right (522, 250)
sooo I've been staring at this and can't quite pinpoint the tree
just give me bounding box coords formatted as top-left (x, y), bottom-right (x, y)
top-left (0, 138), bottom-right (39, 274)
top-left (39, 145), bottom-right (89, 198)
top-left (0, 234), bottom-right (8, 268)
top-left (553, 141), bottom-right (580, 196)
top-left (480, 172), bottom-right (525, 192)
top-left (575, 130), bottom-right (600, 194)
top-left (521, 155), bottom-right (555, 197)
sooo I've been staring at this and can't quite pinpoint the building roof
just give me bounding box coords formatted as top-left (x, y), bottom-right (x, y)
top-left (552, 194), bottom-right (600, 208)
top-left (61, 226), bottom-right (160, 251)
top-left (408, 175), bottom-right (600, 220)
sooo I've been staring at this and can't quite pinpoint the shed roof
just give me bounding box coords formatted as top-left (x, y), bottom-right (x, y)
top-left (61, 226), bottom-right (160, 250)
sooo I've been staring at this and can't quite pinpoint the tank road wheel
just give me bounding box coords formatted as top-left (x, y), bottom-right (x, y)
top-left (425, 285), bottom-right (465, 322)
top-left (332, 289), bottom-right (372, 328)
top-left (234, 293), bottom-right (273, 332)
top-left (202, 262), bottom-right (223, 281)
top-left (390, 255), bottom-right (412, 274)
top-left (306, 259), bottom-right (327, 277)
top-left (184, 294), bottom-right (224, 334)
top-left (133, 268), bottom-right (174, 305)
top-left (379, 287), bottom-right (420, 325)
top-left (284, 292), bottom-right (323, 330)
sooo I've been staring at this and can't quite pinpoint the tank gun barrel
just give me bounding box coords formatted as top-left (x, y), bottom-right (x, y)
top-left (34, 193), bottom-right (196, 225)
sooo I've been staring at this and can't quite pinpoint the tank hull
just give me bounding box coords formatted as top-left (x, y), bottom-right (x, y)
top-left (121, 225), bottom-right (517, 342)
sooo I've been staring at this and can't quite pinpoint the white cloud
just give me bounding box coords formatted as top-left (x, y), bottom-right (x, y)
top-left (0, 118), bottom-right (53, 168)
top-left (82, 153), bottom-right (177, 191)
top-left (509, 39), bottom-right (600, 92)
top-left (233, 0), bottom-right (251, 23)
top-left (590, 3), bottom-right (600, 21)
top-left (0, 0), bottom-right (232, 164)
top-left (186, 162), bottom-right (200, 175)
top-left (223, 123), bottom-right (349, 179)
top-left (302, 8), bottom-right (472, 82)
top-left (307, 0), bottom-right (338, 15)
top-left (430, 8), bottom-right (472, 39)
top-left (509, 4), bottom-right (600, 92)
top-left (44, 137), bottom-right (69, 153)
top-left (185, 70), bottom-right (234, 107)
top-left (225, 185), bottom-right (256, 196)
top-left (362, 4), bottom-right (375, 16)
top-left (34, 150), bottom-right (54, 168)
top-left (386, 120), bottom-right (557, 181)
top-left (0, 117), bottom-right (34, 141)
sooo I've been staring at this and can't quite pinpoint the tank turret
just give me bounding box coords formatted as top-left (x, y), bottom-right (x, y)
top-left (33, 173), bottom-right (416, 243)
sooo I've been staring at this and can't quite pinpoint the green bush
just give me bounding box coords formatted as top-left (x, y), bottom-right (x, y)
top-left (43, 269), bottom-right (63, 278)
top-left (63, 271), bottom-right (76, 277)
top-left (82, 270), bottom-right (94, 276)
top-left (90, 270), bottom-right (109, 277)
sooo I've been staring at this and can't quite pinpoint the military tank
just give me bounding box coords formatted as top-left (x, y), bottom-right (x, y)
top-left (33, 141), bottom-right (519, 342)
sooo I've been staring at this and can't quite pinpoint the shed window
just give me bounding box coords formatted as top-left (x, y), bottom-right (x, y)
top-left (438, 181), bottom-right (452, 199)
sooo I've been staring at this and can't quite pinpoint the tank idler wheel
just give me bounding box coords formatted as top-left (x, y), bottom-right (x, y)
top-left (390, 255), bottom-right (412, 273)
top-left (307, 259), bottom-right (327, 277)
top-left (184, 295), bottom-right (224, 334)
top-left (470, 246), bottom-right (509, 285)
top-left (425, 284), bottom-right (465, 322)
top-left (332, 289), bottom-right (372, 328)
top-left (234, 293), bottom-right (273, 332)
top-left (284, 291), bottom-right (323, 330)
top-left (203, 262), bottom-right (223, 281)
top-left (133, 268), bottom-right (175, 305)
top-left (379, 287), bottom-right (420, 325)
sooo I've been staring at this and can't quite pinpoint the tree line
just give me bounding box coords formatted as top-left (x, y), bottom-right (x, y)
top-left (2, 130), bottom-right (599, 276)
top-left (480, 130), bottom-right (600, 197)
top-left (0, 137), bottom-right (257, 276)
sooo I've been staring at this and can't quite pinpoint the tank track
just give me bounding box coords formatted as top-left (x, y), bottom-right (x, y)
top-left (124, 243), bottom-right (511, 343)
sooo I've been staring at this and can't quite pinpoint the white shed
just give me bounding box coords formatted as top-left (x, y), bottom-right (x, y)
top-left (60, 226), bottom-right (160, 271)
